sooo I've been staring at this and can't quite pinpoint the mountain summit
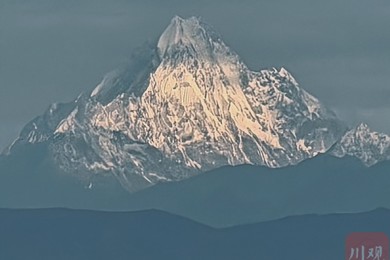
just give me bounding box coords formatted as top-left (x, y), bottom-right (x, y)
top-left (331, 123), bottom-right (390, 166)
top-left (157, 16), bottom-right (231, 61)
top-left (2, 16), bottom-right (357, 192)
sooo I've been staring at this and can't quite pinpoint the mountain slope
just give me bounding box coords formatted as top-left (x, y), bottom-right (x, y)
top-left (3, 16), bottom-right (346, 192)
top-left (1, 207), bottom-right (389, 260)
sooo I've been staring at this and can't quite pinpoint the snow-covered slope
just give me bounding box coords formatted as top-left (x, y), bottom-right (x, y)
top-left (331, 123), bottom-right (390, 166)
top-left (4, 16), bottom-right (347, 192)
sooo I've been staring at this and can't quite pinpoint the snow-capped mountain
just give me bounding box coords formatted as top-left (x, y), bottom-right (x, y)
top-left (331, 123), bottom-right (390, 166)
top-left (3, 16), bottom-right (349, 192)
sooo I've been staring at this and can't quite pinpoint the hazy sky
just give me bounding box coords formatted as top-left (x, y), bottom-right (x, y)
top-left (1, 0), bottom-right (389, 149)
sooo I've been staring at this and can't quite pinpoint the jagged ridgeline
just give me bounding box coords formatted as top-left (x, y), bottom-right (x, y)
top-left (3, 16), bottom-right (389, 193)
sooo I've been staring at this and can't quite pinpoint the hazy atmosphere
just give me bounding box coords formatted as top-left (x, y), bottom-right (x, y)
top-left (1, 0), bottom-right (389, 150)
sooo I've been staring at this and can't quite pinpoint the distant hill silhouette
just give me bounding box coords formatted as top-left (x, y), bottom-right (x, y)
top-left (0, 207), bottom-right (389, 260)
top-left (126, 154), bottom-right (390, 226)
top-left (1, 146), bottom-right (390, 227)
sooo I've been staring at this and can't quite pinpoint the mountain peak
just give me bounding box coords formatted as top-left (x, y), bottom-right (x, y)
top-left (171, 15), bottom-right (200, 24)
top-left (5, 16), bottom-right (347, 192)
top-left (355, 122), bottom-right (370, 133)
top-left (157, 16), bottom-right (224, 60)
top-left (171, 15), bottom-right (184, 23)
top-left (331, 123), bottom-right (390, 166)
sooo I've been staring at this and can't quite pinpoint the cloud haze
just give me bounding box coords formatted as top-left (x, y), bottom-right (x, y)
top-left (1, 0), bottom-right (389, 149)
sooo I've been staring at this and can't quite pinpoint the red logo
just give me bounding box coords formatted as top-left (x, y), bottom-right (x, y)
top-left (346, 233), bottom-right (389, 260)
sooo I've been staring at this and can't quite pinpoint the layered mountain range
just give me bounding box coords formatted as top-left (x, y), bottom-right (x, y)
top-left (1, 208), bottom-right (389, 260)
top-left (2, 16), bottom-right (390, 192)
